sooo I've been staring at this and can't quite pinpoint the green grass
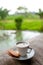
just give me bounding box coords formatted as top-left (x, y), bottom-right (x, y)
top-left (21, 19), bottom-right (42, 31)
top-left (0, 19), bottom-right (43, 31)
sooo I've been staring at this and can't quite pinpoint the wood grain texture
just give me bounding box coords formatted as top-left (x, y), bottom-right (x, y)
top-left (0, 34), bottom-right (43, 65)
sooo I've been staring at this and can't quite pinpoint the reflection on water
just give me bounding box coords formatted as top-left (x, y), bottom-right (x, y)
top-left (0, 30), bottom-right (40, 52)
top-left (16, 31), bottom-right (23, 42)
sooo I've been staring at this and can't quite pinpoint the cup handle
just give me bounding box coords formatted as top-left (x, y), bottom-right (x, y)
top-left (27, 47), bottom-right (32, 53)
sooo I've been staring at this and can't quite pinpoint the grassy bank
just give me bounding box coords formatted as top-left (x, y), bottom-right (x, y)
top-left (0, 19), bottom-right (43, 31)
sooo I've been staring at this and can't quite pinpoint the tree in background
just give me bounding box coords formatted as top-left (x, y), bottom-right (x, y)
top-left (17, 6), bottom-right (27, 12)
top-left (0, 7), bottom-right (9, 20)
top-left (17, 6), bottom-right (28, 17)
top-left (39, 9), bottom-right (43, 19)
top-left (39, 9), bottom-right (43, 31)
top-left (36, 9), bottom-right (43, 31)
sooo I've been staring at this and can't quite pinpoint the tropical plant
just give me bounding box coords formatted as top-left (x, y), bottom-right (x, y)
top-left (15, 16), bottom-right (23, 30)
top-left (38, 9), bottom-right (43, 31)
top-left (17, 6), bottom-right (28, 17)
top-left (0, 7), bottom-right (9, 20)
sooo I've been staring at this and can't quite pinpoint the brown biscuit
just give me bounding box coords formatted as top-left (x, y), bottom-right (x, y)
top-left (8, 49), bottom-right (20, 57)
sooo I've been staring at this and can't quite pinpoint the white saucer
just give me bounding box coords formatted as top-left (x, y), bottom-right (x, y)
top-left (13, 48), bottom-right (35, 60)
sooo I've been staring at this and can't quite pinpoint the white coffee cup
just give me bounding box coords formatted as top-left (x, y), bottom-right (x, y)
top-left (16, 42), bottom-right (30, 56)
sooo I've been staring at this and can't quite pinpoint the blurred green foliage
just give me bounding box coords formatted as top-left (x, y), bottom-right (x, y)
top-left (15, 16), bottom-right (23, 30)
top-left (0, 8), bottom-right (9, 20)
top-left (0, 19), bottom-right (43, 32)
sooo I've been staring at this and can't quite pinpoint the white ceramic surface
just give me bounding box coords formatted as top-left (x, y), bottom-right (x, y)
top-left (14, 48), bottom-right (35, 60)
top-left (16, 42), bottom-right (30, 56)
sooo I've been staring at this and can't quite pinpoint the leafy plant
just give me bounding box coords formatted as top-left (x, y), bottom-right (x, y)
top-left (15, 16), bottom-right (23, 30)
top-left (0, 7), bottom-right (9, 20)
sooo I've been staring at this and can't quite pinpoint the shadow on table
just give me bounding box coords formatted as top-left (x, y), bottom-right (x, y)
top-left (13, 58), bottom-right (35, 65)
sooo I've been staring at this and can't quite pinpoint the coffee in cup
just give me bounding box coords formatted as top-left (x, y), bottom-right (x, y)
top-left (16, 42), bottom-right (29, 56)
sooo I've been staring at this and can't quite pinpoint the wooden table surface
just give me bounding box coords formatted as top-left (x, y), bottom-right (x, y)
top-left (0, 34), bottom-right (43, 65)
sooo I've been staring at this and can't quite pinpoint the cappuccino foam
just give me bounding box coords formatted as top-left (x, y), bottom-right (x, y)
top-left (17, 42), bottom-right (29, 48)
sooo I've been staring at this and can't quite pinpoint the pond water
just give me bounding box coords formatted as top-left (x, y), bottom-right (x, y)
top-left (0, 30), bottom-right (40, 52)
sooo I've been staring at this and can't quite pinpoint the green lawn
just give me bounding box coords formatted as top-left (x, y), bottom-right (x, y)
top-left (0, 19), bottom-right (43, 31)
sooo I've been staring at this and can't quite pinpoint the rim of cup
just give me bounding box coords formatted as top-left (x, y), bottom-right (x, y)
top-left (16, 41), bottom-right (30, 48)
